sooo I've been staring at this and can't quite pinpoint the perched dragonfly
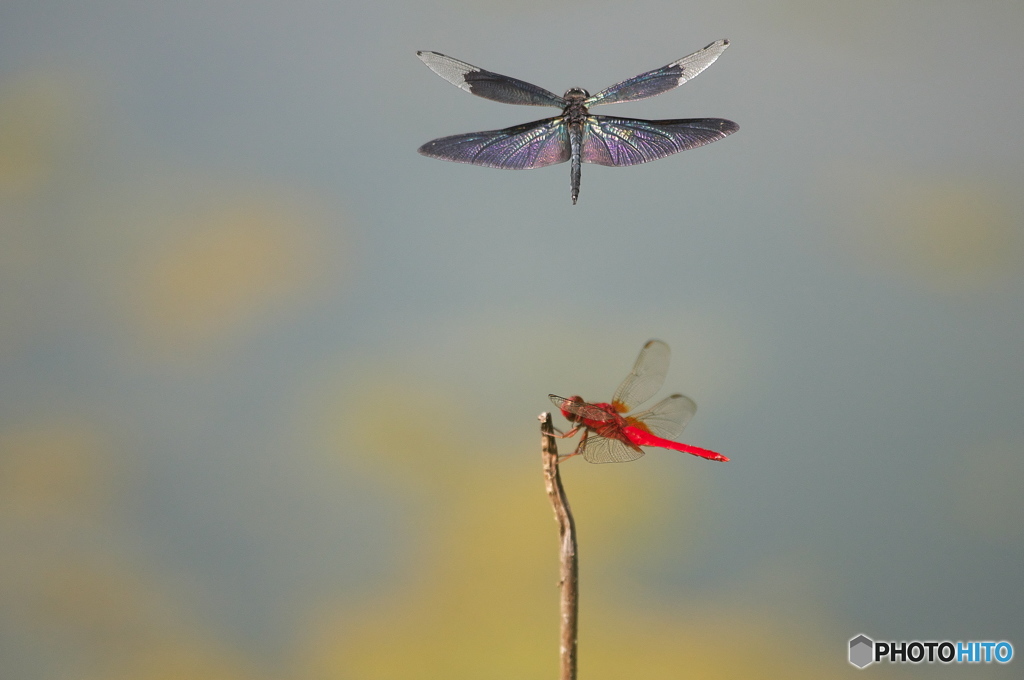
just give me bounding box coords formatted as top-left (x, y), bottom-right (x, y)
top-left (549, 340), bottom-right (728, 463)
top-left (416, 40), bottom-right (738, 204)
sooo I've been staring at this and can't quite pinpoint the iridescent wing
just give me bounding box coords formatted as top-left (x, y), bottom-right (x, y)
top-left (549, 395), bottom-right (617, 422)
top-left (418, 118), bottom-right (570, 169)
top-left (611, 340), bottom-right (671, 413)
top-left (584, 39), bottom-right (730, 107)
top-left (626, 394), bottom-right (697, 440)
top-left (580, 433), bottom-right (645, 464)
top-left (582, 116), bottom-right (737, 167)
top-left (417, 51), bottom-right (566, 108)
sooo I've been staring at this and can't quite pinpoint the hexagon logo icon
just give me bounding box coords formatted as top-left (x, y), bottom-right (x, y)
top-left (849, 634), bottom-right (874, 668)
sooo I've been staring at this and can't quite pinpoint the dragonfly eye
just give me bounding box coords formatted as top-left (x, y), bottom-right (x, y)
top-left (562, 87), bottom-right (590, 100)
top-left (561, 395), bottom-right (585, 421)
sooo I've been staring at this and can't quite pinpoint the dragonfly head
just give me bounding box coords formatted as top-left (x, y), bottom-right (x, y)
top-left (560, 395), bottom-right (586, 422)
top-left (562, 87), bottom-right (590, 102)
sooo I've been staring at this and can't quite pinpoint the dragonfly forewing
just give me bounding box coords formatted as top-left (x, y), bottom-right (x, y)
top-left (549, 395), bottom-right (618, 422)
top-left (584, 39), bottom-right (730, 107)
top-left (417, 51), bottom-right (566, 107)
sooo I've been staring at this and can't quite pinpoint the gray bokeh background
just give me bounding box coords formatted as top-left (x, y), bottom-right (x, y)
top-left (1, 1), bottom-right (1021, 678)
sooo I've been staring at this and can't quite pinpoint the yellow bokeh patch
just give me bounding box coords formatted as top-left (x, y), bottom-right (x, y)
top-left (0, 74), bottom-right (77, 199)
top-left (131, 198), bottom-right (331, 355)
top-left (827, 166), bottom-right (1021, 291)
top-left (0, 422), bottom-right (114, 521)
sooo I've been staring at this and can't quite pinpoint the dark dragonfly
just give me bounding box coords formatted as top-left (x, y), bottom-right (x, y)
top-left (416, 40), bottom-right (738, 204)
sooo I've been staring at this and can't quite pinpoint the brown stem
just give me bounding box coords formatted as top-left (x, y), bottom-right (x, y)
top-left (540, 412), bottom-right (578, 680)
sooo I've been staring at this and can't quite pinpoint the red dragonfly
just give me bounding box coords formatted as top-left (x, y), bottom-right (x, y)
top-left (549, 340), bottom-right (728, 463)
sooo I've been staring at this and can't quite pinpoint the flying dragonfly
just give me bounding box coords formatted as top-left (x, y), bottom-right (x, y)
top-left (549, 340), bottom-right (728, 463)
top-left (416, 40), bottom-right (738, 204)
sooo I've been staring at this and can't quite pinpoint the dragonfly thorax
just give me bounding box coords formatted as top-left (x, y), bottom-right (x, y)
top-left (562, 88), bottom-right (590, 124)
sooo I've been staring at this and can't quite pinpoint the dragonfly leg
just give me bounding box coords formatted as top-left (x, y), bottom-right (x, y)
top-left (557, 430), bottom-right (588, 463)
top-left (549, 425), bottom-right (581, 439)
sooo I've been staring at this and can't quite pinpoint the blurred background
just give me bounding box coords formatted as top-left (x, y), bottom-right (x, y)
top-left (1, 1), bottom-right (1022, 678)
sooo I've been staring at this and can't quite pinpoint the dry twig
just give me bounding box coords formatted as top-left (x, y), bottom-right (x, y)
top-left (539, 412), bottom-right (578, 680)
